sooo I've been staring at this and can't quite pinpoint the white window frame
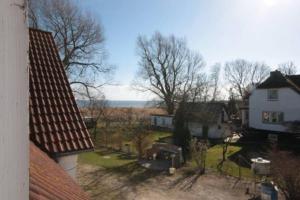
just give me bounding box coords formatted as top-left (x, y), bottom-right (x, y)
top-left (267, 89), bottom-right (278, 101)
top-left (262, 111), bottom-right (284, 124)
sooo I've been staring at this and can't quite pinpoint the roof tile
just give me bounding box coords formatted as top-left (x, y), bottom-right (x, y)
top-left (29, 28), bottom-right (94, 155)
top-left (30, 142), bottom-right (89, 200)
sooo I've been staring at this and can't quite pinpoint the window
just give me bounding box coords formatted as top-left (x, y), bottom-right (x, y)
top-left (262, 111), bottom-right (284, 124)
top-left (268, 89), bottom-right (278, 100)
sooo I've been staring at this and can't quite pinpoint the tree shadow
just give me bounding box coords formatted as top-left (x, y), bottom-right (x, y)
top-left (107, 162), bottom-right (162, 185)
top-left (79, 161), bottom-right (162, 199)
top-left (227, 143), bottom-right (269, 168)
top-left (169, 169), bottom-right (203, 191)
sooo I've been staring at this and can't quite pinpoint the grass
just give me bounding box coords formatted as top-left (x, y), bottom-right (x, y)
top-left (78, 149), bottom-right (137, 169)
top-left (149, 131), bottom-right (172, 142)
top-left (84, 129), bottom-right (253, 179)
top-left (191, 144), bottom-right (252, 178)
top-left (79, 131), bottom-right (172, 171)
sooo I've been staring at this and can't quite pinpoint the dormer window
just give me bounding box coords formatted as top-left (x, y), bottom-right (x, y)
top-left (267, 89), bottom-right (278, 100)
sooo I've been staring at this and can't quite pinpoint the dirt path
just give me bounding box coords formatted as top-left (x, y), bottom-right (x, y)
top-left (77, 164), bottom-right (253, 200)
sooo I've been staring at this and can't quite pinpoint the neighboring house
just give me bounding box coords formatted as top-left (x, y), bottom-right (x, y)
top-left (186, 103), bottom-right (230, 139)
top-left (29, 28), bottom-right (94, 178)
top-left (150, 114), bottom-right (174, 130)
top-left (248, 70), bottom-right (300, 133)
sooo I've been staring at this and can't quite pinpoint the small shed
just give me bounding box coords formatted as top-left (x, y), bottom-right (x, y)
top-left (186, 102), bottom-right (230, 139)
top-left (146, 143), bottom-right (183, 168)
top-left (150, 114), bottom-right (174, 130)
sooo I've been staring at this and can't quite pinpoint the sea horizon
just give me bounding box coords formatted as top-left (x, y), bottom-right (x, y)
top-left (76, 99), bottom-right (160, 108)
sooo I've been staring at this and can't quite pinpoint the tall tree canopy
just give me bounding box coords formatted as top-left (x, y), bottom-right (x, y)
top-left (134, 32), bottom-right (205, 114)
top-left (224, 59), bottom-right (270, 99)
top-left (28, 0), bottom-right (114, 98)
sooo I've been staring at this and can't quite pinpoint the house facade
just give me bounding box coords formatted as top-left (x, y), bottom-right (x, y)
top-left (150, 114), bottom-right (174, 130)
top-left (249, 71), bottom-right (300, 133)
top-left (186, 103), bottom-right (230, 139)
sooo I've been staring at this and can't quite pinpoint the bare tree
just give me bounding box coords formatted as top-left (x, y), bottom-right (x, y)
top-left (270, 150), bottom-right (300, 200)
top-left (210, 63), bottom-right (221, 101)
top-left (190, 139), bottom-right (207, 174)
top-left (28, 0), bottom-right (114, 98)
top-left (224, 59), bottom-right (270, 99)
top-left (132, 119), bottom-right (152, 159)
top-left (86, 96), bottom-right (107, 141)
top-left (277, 61), bottom-right (298, 75)
top-left (134, 32), bottom-right (205, 114)
top-left (189, 75), bottom-right (210, 102)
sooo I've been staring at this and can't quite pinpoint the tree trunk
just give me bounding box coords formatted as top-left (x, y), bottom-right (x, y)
top-left (166, 101), bottom-right (174, 115)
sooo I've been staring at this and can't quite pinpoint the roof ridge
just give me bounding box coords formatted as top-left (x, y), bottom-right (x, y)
top-left (286, 77), bottom-right (300, 93)
top-left (29, 27), bottom-right (52, 34)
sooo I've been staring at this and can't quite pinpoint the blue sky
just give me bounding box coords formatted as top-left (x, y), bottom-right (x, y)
top-left (77, 0), bottom-right (300, 100)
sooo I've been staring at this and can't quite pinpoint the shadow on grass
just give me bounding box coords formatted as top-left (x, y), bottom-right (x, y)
top-left (227, 143), bottom-right (270, 168)
top-left (107, 162), bottom-right (162, 185)
top-left (156, 136), bottom-right (173, 143)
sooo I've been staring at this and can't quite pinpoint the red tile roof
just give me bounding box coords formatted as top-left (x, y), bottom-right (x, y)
top-left (29, 28), bottom-right (94, 155)
top-left (30, 142), bottom-right (89, 200)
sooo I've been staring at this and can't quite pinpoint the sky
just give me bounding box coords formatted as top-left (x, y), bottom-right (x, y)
top-left (77, 0), bottom-right (300, 101)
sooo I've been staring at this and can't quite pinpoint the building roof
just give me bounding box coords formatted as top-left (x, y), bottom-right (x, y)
top-left (29, 28), bottom-right (94, 156)
top-left (30, 142), bottom-right (89, 200)
top-left (185, 102), bottom-right (226, 124)
top-left (256, 71), bottom-right (300, 93)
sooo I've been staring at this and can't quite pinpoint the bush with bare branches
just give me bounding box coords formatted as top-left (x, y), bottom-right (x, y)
top-left (270, 149), bottom-right (300, 200)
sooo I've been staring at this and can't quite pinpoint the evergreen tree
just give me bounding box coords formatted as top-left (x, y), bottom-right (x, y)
top-left (173, 101), bottom-right (191, 163)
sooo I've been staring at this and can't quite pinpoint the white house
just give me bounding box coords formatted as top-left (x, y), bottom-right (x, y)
top-left (249, 71), bottom-right (300, 133)
top-left (186, 103), bottom-right (230, 139)
top-left (151, 114), bottom-right (174, 130)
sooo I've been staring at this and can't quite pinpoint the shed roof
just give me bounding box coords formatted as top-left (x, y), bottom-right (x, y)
top-left (30, 142), bottom-right (89, 200)
top-left (29, 28), bottom-right (93, 156)
top-left (185, 102), bottom-right (226, 124)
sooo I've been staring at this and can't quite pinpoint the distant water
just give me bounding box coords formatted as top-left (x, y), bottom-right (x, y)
top-left (76, 100), bottom-right (159, 108)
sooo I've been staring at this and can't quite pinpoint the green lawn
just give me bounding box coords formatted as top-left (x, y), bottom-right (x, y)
top-left (202, 145), bottom-right (252, 178)
top-left (78, 149), bottom-right (137, 169)
top-left (149, 131), bottom-right (172, 142)
top-left (79, 131), bottom-right (171, 169)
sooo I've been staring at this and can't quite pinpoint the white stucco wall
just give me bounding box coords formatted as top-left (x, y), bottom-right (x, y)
top-left (57, 154), bottom-right (78, 179)
top-left (188, 113), bottom-right (230, 139)
top-left (151, 115), bottom-right (173, 129)
top-left (249, 88), bottom-right (300, 132)
top-left (187, 108), bottom-right (230, 139)
top-left (0, 0), bottom-right (29, 199)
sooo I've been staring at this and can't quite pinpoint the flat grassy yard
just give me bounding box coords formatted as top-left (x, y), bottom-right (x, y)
top-left (78, 149), bottom-right (137, 169)
top-left (195, 144), bottom-right (252, 178)
top-left (79, 131), bottom-right (172, 168)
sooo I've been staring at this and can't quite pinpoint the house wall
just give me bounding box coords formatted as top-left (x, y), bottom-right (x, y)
top-left (249, 88), bottom-right (300, 132)
top-left (151, 115), bottom-right (173, 129)
top-left (241, 109), bottom-right (249, 126)
top-left (57, 154), bottom-right (78, 179)
top-left (0, 1), bottom-right (29, 199)
top-left (187, 108), bottom-right (230, 139)
top-left (188, 114), bottom-right (230, 139)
